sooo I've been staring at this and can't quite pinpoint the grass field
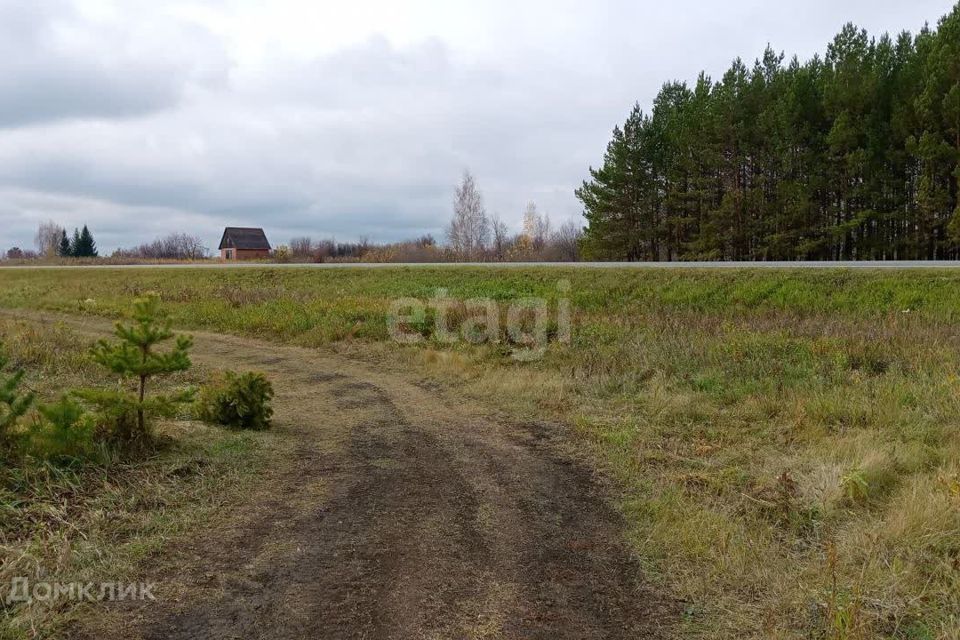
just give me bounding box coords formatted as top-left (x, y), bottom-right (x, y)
top-left (1, 266), bottom-right (959, 638)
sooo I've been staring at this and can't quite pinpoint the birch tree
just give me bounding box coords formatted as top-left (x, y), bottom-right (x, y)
top-left (447, 170), bottom-right (490, 258)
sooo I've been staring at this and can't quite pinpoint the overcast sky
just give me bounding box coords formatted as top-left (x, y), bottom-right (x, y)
top-left (0, 0), bottom-right (955, 253)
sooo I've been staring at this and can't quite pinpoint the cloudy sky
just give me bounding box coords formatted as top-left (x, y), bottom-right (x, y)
top-left (0, 0), bottom-right (955, 253)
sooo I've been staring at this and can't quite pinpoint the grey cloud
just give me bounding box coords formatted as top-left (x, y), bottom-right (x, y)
top-left (0, 1), bottom-right (229, 128)
top-left (0, 0), bottom-right (955, 252)
top-left (0, 188), bottom-right (233, 253)
top-left (0, 10), bottom-right (649, 250)
top-left (0, 34), bottom-right (602, 243)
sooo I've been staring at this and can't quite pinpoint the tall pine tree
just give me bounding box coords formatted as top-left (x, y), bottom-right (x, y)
top-left (71, 225), bottom-right (98, 258)
top-left (57, 229), bottom-right (71, 257)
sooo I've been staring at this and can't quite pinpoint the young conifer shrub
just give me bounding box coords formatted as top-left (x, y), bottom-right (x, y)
top-left (78, 294), bottom-right (194, 446)
top-left (29, 396), bottom-right (96, 462)
top-left (0, 344), bottom-right (35, 454)
top-left (198, 371), bottom-right (274, 431)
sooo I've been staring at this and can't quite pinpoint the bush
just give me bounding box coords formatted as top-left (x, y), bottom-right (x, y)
top-left (272, 245), bottom-right (291, 263)
top-left (197, 372), bottom-right (274, 431)
top-left (28, 396), bottom-right (97, 462)
top-left (73, 391), bottom-right (143, 448)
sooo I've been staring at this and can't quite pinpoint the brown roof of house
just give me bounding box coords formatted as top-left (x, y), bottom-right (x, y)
top-left (219, 227), bottom-right (271, 251)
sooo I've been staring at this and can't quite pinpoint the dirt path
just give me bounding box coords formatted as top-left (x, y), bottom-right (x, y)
top-left (6, 310), bottom-right (671, 639)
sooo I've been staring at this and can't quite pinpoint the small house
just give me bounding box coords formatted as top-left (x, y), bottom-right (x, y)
top-left (218, 227), bottom-right (271, 260)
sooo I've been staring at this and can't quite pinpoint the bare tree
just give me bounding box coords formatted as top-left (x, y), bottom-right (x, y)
top-left (447, 170), bottom-right (490, 259)
top-left (550, 220), bottom-right (583, 261)
top-left (182, 234), bottom-right (208, 259)
top-left (34, 220), bottom-right (64, 257)
top-left (315, 238), bottom-right (335, 261)
top-left (490, 213), bottom-right (509, 261)
top-left (290, 236), bottom-right (314, 258)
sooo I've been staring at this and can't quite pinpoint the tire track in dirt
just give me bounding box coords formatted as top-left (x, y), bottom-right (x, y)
top-left (2, 310), bottom-right (673, 639)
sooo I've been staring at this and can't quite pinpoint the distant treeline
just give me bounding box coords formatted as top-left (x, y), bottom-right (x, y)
top-left (578, 4), bottom-right (960, 261)
top-left (114, 233), bottom-right (208, 260)
top-left (281, 172), bottom-right (583, 263)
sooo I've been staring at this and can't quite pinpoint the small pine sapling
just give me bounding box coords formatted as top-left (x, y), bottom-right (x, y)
top-left (30, 396), bottom-right (96, 461)
top-left (80, 294), bottom-right (194, 443)
top-left (0, 344), bottom-right (35, 452)
top-left (198, 371), bottom-right (274, 431)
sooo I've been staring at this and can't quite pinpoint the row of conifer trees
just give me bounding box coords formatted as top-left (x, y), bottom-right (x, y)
top-left (577, 4), bottom-right (960, 261)
top-left (57, 225), bottom-right (98, 258)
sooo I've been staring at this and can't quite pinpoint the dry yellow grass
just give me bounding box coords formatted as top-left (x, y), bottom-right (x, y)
top-left (1, 267), bottom-right (959, 637)
top-left (407, 316), bottom-right (960, 639)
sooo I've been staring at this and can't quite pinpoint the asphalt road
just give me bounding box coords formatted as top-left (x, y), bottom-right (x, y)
top-left (3, 261), bottom-right (960, 270)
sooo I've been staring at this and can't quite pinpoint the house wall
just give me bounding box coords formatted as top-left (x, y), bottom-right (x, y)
top-left (221, 248), bottom-right (271, 261)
